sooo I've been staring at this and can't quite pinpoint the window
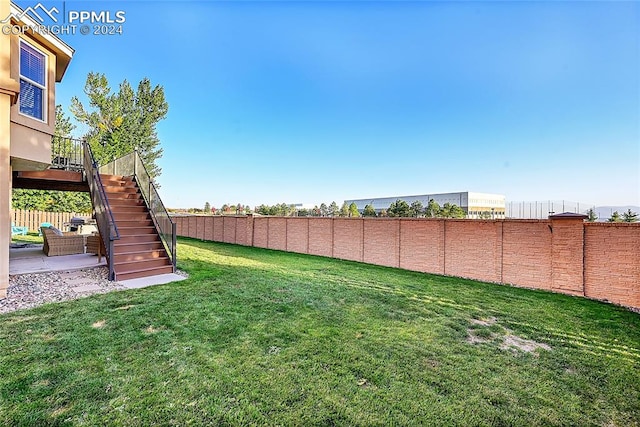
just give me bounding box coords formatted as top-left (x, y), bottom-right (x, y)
top-left (19, 41), bottom-right (46, 121)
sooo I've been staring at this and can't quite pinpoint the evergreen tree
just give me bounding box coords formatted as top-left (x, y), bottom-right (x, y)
top-left (387, 199), bottom-right (411, 217)
top-left (622, 209), bottom-right (638, 223)
top-left (439, 203), bottom-right (466, 219)
top-left (586, 208), bottom-right (598, 222)
top-left (319, 203), bottom-right (328, 217)
top-left (328, 201), bottom-right (339, 217)
top-left (608, 211), bottom-right (622, 222)
top-left (204, 202), bottom-right (211, 213)
top-left (362, 204), bottom-right (377, 217)
top-left (409, 201), bottom-right (424, 217)
top-left (339, 202), bottom-right (349, 217)
top-left (425, 199), bottom-right (440, 218)
top-left (348, 203), bottom-right (360, 217)
top-left (448, 204), bottom-right (466, 219)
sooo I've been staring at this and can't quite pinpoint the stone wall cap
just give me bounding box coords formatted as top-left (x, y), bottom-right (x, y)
top-left (549, 212), bottom-right (588, 220)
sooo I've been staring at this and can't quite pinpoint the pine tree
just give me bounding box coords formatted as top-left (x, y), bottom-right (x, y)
top-left (409, 201), bottom-right (424, 217)
top-left (622, 209), bottom-right (638, 223)
top-left (328, 201), bottom-right (339, 217)
top-left (362, 204), bottom-right (377, 217)
top-left (387, 200), bottom-right (411, 217)
top-left (425, 199), bottom-right (440, 218)
top-left (348, 203), bottom-right (360, 218)
top-left (339, 202), bottom-right (350, 217)
top-left (608, 211), bottom-right (622, 222)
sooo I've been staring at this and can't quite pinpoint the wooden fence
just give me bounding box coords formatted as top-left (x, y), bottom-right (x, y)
top-left (10, 210), bottom-right (87, 232)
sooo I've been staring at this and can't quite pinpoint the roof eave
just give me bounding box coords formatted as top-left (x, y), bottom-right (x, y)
top-left (10, 3), bottom-right (75, 82)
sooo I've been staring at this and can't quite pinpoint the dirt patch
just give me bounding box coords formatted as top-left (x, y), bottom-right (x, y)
top-left (466, 331), bottom-right (490, 344)
top-left (144, 325), bottom-right (162, 334)
top-left (92, 320), bottom-right (106, 329)
top-left (466, 317), bottom-right (551, 354)
top-left (500, 334), bottom-right (551, 353)
top-left (470, 317), bottom-right (498, 326)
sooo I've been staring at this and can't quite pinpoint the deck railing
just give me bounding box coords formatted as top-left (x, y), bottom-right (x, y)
top-left (51, 136), bottom-right (85, 171)
top-left (83, 141), bottom-right (119, 280)
top-left (100, 151), bottom-right (176, 272)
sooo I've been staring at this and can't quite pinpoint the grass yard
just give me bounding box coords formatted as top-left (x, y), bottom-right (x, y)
top-left (1, 237), bottom-right (639, 426)
top-left (11, 232), bottom-right (43, 245)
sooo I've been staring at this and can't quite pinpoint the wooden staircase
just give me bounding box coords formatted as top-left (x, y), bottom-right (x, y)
top-left (101, 174), bottom-right (174, 281)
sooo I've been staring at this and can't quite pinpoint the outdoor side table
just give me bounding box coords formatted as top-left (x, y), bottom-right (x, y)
top-left (86, 234), bottom-right (104, 262)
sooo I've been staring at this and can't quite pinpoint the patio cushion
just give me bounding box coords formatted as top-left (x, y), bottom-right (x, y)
top-left (49, 226), bottom-right (63, 236)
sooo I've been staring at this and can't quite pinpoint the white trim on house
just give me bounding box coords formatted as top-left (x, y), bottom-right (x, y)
top-left (10, 3), bottom-right (74, 59)
top-left (18, 38), bottom-right (48, 123)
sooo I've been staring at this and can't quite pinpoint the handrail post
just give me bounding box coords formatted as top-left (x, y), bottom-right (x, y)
top-left (172, 222), bottom-right (177, 272)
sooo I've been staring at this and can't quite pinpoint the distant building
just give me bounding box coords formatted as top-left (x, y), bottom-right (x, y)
top-left (345, 192), bottom-right (506, 218)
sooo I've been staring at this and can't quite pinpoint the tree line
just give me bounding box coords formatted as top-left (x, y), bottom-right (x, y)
top-left (185, 199), bottom-right (467, 219)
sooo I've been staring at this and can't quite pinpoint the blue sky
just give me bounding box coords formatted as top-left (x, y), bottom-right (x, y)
top-left (16, 0), bottom-right (640, 209)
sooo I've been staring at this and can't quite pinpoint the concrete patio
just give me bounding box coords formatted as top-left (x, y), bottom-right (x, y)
top-left (9, 244), bottom-right (186, 289)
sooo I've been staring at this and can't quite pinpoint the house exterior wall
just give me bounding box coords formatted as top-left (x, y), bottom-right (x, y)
top-left (1, 3), bottom-right (74, 299)
top-left (9, 33), bottom-right (58, 171)
top-left (174, 215), bottom-right (640, 311)
top-left (1, 1), bottom-right (18, 298)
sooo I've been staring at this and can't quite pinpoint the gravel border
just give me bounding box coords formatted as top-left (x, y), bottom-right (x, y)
top-left (1, 268), bottom-right (189, 314)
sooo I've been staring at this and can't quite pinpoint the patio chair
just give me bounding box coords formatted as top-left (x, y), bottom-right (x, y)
top-left (11, 223), bottom-right (28, 236)
top-left (41, 226), bottom-right (85, 256)
top-left (38, 222), bottom-right (53, 236)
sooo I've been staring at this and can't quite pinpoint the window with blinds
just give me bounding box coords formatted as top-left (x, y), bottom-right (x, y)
top-left (19, 41), bottom-right (46, 121)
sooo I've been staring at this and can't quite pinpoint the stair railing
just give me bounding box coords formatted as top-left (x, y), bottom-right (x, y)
top-left (100, 150), bottom-right (176, 272)
top-left (83, 141), bottom-right (120, 280)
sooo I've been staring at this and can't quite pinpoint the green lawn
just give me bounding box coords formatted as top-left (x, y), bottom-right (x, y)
top-left (11, 232), bottom-right (43, 245)
top-left (1, 237), bottom-right (638, 426)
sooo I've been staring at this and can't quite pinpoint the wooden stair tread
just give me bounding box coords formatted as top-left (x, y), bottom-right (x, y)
top-left (115, 265), bottom-right (175, 281)
top-left (94, 172), bottom-right (174, 281)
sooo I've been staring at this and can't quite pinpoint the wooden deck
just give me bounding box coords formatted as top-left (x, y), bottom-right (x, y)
top-left (12, 170), bottom-right (89, 192)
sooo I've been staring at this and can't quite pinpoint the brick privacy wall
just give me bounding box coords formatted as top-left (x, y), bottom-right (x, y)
top-left (333, 219), bottom-right (363, 262)
top-left (286, 218), bottom-right (309, 254)
top-left (308, 218), bottom-right (333, 257)
top-left (268, 218), bottom-right (287, 251)
top-left (173, 215), bottom-right (640, 309)
top-left (399, 220), bottom-right (444, 274)
top-left (444, 220), bottom-right (502, 283)
top-left (253, 217), bottom-right (269, 248)
top-left (364, 219), bottom-right (399, 268)
top-left (222, 217), bottom-right (235, 244)
top-left (502, 221), bottom-right (552, 291)
top-left (550, 217), bottom-right (586, 296)
top-left (584, 223), bottom-right (640, 308)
